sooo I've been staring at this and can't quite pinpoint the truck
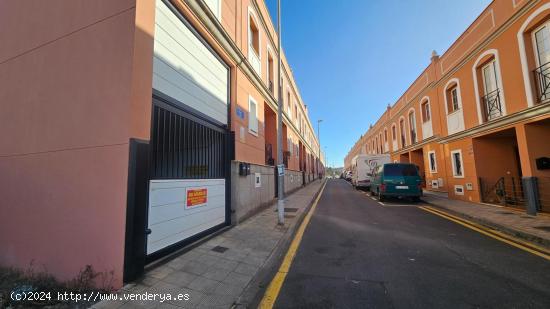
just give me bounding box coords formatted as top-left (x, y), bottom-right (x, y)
top-left (351, 154), bottom-right (391, 190)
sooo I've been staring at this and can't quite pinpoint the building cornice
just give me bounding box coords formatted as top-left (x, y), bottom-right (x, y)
top-left (182, 0), bottom-right (319, 154)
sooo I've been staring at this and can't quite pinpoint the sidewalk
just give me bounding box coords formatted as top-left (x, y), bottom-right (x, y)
top-left (423, 190), bottom-right (550, 247)
top-left (93, 180), bottom-right (325, 309)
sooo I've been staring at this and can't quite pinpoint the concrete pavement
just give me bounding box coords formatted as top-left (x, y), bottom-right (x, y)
top-left (423, 190), bottom-right (550, 248)
top-left (273, 179), bottom-right (550, 308)
top-left (92, 180), bottom-right (324, 309)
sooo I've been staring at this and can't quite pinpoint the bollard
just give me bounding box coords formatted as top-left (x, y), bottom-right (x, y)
top-left (522, 176), bottom-right (540, 216)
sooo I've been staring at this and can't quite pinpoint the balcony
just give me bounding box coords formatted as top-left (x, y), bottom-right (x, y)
top-left (249, 46), bottom-right (261, 75)
top-left (269, 80), bottom-right (274, 94)
top-left (534, 62), bottom-right (550, 104)
top-left (481, 89), bottom-right (503, 122)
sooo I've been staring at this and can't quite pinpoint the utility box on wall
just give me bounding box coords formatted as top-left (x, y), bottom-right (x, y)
top-left (239, 162), bottom-right (251, 176)
top-left (536, 157), bottom-right (550, 170)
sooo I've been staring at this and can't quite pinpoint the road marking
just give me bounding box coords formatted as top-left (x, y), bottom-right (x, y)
top-left (259, 181), bottom-right (328, 308)
top-left (378, 202), bottom-right (385, 206)
top-left (419, 206), bottom-right (550, 261)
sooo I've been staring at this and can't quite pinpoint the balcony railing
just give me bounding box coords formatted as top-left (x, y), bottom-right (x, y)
top-left (269, 80), bottom-right (274, 94)
top-left (481, 89), bottom-right (502, 122)
top-left (534, 62), bottom-right (550, 103)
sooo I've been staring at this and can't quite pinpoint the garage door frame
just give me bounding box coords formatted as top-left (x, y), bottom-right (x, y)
top-left (123, 0), bottom-right (233, 282)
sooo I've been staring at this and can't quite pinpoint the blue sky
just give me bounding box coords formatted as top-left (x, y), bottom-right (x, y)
top-left (265, 0), bottom-right (491, 168)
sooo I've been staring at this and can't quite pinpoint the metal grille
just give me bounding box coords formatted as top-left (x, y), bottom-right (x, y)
top-left (534, 62), bottom-right (550, 103)
top-left (150, 104), bottom-right (226, 179)
top-left (481, 89), bottom-right (502, 122)
top-left (479, 177), bottom-right (526, 209)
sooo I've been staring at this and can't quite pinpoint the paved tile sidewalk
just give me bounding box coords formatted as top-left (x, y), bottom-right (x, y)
top-left (93, 180), bottom-right (324, 309)
top-left (423, 190), bottom-right (550, 247)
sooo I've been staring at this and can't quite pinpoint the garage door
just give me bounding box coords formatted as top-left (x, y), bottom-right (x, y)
top-left (147, 0), bottom-right (229, 257)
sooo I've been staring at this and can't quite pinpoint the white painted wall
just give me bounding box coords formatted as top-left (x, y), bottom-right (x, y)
top-left (153, 0), bottom-right (228, 124)
top-left (446, 111), bottom-right (465, 135)
top-left (422, 120), bottom-right (433, 139)
top-left (147, 179), bottom-right (226, 254)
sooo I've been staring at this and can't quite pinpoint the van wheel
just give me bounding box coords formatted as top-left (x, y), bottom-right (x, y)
top-left (412, 196), bottom-right (421, 203)
top-left (378, 190), bottom-right (385, 202)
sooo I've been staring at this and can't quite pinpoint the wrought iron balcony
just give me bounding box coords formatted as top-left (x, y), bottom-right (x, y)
top-left (534, 62), bottom-right (550, 103)
top-left (269, 80), bottom-right (274, 93)
top-left (481, 89), bottom-right (502, 122)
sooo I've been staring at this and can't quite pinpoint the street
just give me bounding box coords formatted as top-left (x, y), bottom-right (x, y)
top-left (273, 179), bottom-right (550, 308)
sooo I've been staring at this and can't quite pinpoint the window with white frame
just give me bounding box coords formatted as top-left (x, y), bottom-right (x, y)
top-left (533, 21), bottom-right (550, 101)
top-left (421, 100), bottom-right (431, 122)
top-left (248, 96), bottom-right (258, 135)
top-left (428, 151), bottom-right (437, 173)
top-left (446, 85), bottom-right (460, 113)
top-left (451, 150), bottom-right (464, 177)
top-left (286, 91), bottom-right (292, 117)
top-left (248, 9), bottom-right (261, 74)
top-left (408, 111), bottom-right (417, 144)
top-left (267, 50), bottom-right (274, 93)
top-left (399, 118), bottom-right (406, 147)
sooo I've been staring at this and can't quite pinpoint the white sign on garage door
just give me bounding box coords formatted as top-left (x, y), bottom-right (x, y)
top-left (147, 179), bottom-right (225, 255)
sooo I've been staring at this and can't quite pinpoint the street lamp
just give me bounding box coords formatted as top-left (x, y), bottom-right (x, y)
top-left (276, 0), bottom-right (285, 225)
top-left (317, 119), bottom-right (322, 180)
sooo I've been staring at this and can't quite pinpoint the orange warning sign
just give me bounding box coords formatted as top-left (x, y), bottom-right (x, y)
top-left (186, 188), bottom-right (207, 207)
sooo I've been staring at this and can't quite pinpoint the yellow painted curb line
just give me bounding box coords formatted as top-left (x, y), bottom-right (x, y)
top-left (419, 206), bottom-right (550, 261)
top-left (259, 181), bottom-right (327, 309)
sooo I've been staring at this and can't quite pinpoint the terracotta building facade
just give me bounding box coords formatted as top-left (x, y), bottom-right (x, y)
top-left (345, 0), bottom-right (550, 214)
top-left (0, 0), bottom-right (323, 288)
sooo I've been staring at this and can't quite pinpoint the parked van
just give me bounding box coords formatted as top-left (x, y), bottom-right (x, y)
top-left (351, 154), bottom-right (391, 190)
top-left (370, 163), bottom-right (423, 202)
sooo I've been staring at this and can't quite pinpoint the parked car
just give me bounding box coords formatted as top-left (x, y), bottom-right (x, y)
top-left (370, 163), bottom-right (422, 202)
top-left (351, 154), bottom-right (391, 190)
top-left (345, 171), bottom-right (353, 181)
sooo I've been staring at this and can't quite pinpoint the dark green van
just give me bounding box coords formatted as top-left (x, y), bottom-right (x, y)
top-left (370, 163), bottom-right (423, 202)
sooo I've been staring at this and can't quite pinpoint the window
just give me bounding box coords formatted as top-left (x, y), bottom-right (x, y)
top-left (421, 100), bottom-right (431, 122)
top-left (287, 91), bottom-right (291, 117)
top-left (392, 125), bottom-right (396, 140)
top-left (428, 151), bottom-right (437, 173)
top-left (533, 22), bottom-right (550, 101)
top-left (451, 87), bottom-right (459, 111)
top-left (248, 96), bottom-right (258, 135)
top-left (445, 82), bottom-right (461, 114)
top-left (267, 50), bottom-right (274, 93)
top-left (399, 118), bottom-right (406, 147)
top-left (534, 23), bottom-right (550, 68)
top-left (384, 129), bottom-right (388, 142)
top-left (408, 111), bottom-right (416, 144)
top-left (451, 150), bottom-right (464, 178)
top-left (249, 14), bottom-right (259, 55)
top-left (384, 164), bottom-right (419, 177)
top-left (248, 9), bottom-right (261, 73)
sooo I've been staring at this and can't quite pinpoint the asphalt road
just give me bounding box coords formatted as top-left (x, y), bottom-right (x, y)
top-left (274, 179), bottom-right (550, 309)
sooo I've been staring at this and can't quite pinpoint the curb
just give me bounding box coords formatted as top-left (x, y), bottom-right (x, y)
top-left (424, 199), bottom-right (550, 250)
top-left (234, 179), bottom-right (327, 308)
